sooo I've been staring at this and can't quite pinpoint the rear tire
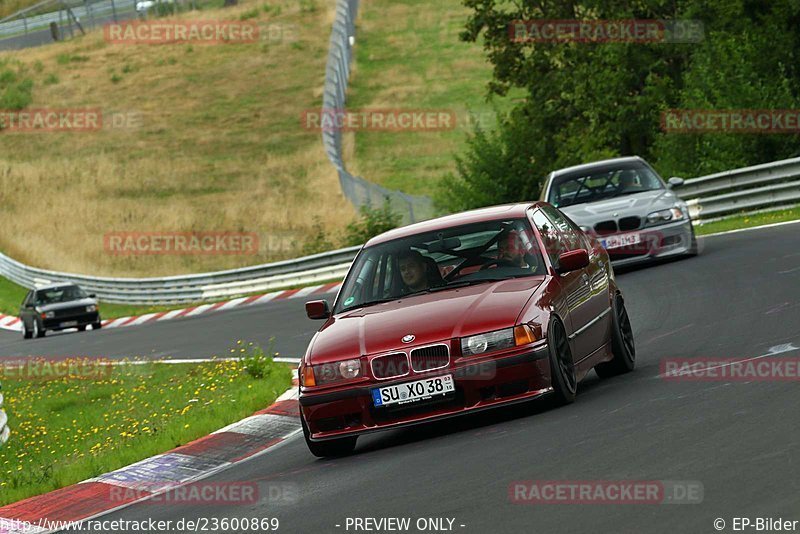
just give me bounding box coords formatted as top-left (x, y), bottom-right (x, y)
top-left (301, 416), bottom-right (357, 458)
top-left (77, 325), bottom-right (86, 332)
top-left (595, 294), bottom-right (636, 378)
top-left (92, 321), bottom-right (102, 330)
top-left (547, 317), bottom-right (576, 405)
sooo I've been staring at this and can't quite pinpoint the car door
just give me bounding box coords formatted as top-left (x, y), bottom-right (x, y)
top-left (542, 205), bottom-right (612, 359)
top-left (20, 290), bottom-right (34, 327)
top-left (530, 208), bottom-right (590, 355)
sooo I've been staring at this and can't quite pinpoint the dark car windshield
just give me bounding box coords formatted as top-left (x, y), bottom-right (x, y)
top-left (34, 286), bottom-right (88, 305)
top-left (548, 163), bottom-right (664, 208)
top-left (334, 218), bottom-right (547, 314)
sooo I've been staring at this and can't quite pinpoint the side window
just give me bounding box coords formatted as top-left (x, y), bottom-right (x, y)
top-left (531, 209), bottom-right (567, 265)
top-left (22, 291), bottom-right (32, 307)
top-left (542, 205), bottom-right (582, 251)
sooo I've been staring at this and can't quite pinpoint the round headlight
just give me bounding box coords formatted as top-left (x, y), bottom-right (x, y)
top-left (467, 334), bottom-right (489, 355)
top-left (338, 359), bottom-right (361, 379)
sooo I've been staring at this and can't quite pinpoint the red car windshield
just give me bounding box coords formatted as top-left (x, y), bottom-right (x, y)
top-left (335, 218), bottom-right (547, 313)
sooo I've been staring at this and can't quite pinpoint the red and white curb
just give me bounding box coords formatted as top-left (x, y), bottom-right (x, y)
top-left (0, 282), bottom-right (342, 333)
top-left (0, 374), bottom-right (301, 533)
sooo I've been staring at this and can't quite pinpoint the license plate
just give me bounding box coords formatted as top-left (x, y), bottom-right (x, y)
top-left (60, 320), bottom-right (78, 327)
top-left (372, 375), bottom-right (455, 407)
top-left (601, 233), bottom-right (641, 249)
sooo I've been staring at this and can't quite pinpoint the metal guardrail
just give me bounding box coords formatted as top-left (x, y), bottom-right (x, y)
top-left (0, 246), bottom-right (360, 305)
top-left (677, 157), bottom-right (800, 219)
top-left (321, 0), bottom-right (435, 224)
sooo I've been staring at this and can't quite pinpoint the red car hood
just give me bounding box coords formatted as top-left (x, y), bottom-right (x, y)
top-left (307, 277), bottom-right (544, 363)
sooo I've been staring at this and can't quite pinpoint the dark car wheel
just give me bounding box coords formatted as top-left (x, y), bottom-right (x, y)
top-left (595, 294), bottom-right (636, 378)
top-left (77, 325), bottom-right (86, 332)
top-left (686, 225), bottom-right (699, 256)
top-left (301, 416), bottom-right (357, 458)
top-left (32, 318), bottom-right (45, 338)
top-left (548, 317), bottom-right (577, 405)
top-left (92, 321), bottom-right (102, 330)
top-left (22, 320), bottom-right (32, 339)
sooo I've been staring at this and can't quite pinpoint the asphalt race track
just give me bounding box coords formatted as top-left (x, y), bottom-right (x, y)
top-left (18, 222), bottom-right (800, 533)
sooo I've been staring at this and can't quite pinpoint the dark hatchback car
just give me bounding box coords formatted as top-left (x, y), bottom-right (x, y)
top-left (19, 284), bottom-right (102, 339)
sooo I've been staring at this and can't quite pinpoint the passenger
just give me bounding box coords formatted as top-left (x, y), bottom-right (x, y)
top-left (399, 249), bottom-right (431, 293)
top-left (496, 230), bottom-right (529, 268)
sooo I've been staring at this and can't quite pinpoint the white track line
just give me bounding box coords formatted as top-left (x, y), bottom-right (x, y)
top-left (702, 218), bottom-right (800, 238)
top-left (290, 285), bottom-right (321, 299)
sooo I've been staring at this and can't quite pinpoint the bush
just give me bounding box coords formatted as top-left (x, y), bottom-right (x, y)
top-left (342, 198), bottom-right (402, 246)
top-left (302, 217), bottom-right (336, 256)
top-left (238, 339), bottom-right (278, 380)
top-left (0, 61), bottom-right (33, 112)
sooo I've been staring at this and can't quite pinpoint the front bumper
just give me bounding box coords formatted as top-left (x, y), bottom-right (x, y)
top-left (42, 312), bottom-right (100, 331)
top-left (605, 219), bottom-right (694, 267)
top-left (300, 344), bottom-right (552, 441)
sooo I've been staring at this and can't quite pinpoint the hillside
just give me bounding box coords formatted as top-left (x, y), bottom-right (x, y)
top-left (0, 0), bottom-right (355, 277)
top-left (347, 0), bottom-right (519, 197)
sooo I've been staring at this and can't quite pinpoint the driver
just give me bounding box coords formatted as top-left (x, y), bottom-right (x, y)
top-left (399, 249), bottom-right (431, 293)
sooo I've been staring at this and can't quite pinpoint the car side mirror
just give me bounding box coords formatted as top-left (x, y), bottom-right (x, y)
top-left (557, 249), bottom-right (590, 274)
top-left (667, 177), bottom-right (685, 189)
top-left (89, 293), bottom-right (96, 299)
top-left (305, 300), bottom-right (331, 320)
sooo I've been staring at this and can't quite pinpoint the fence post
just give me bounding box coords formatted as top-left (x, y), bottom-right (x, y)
top-left (110, 0), bottom-right (118, 23)
top-left (85, 0), bottom-right (96, 30)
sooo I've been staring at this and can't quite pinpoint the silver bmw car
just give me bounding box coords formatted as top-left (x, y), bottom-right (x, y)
top-left (541, 156), bottom-right (697, 267)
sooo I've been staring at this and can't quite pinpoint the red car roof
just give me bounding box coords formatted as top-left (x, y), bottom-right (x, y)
top-left (365, 202), bottom-right (548, 247)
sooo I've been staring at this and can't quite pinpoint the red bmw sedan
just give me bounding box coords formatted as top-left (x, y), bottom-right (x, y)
top-left (299, 202), bottom-right (635, 457)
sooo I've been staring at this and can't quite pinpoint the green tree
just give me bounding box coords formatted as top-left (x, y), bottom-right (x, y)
top-left (442, 0), bottom-right (800, 210)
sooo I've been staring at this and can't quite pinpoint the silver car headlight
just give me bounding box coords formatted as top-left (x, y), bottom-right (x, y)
top-left (86, 305), bottom-right (97, 313)
top-left (43, 311), bottom-right (55, 319)
top-left (646, 206), bottom-right (685, 226)
top-left (461, 328), bottom-right (515, 356)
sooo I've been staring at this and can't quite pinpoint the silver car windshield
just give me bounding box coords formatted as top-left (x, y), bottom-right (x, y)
top-left (549, 165), bottom-right (664, 208)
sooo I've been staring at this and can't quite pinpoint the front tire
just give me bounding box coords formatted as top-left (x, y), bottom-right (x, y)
top-left (547, 317), bottom-right (576, 405)
top-left (301, 416), bottom-right (357, 458)
top-left (92, 321), bottom-right (102, 330)
top-left (595, 294), bottom-right (636, 378)
top-left (22, 320), bottom-right (32, 339)
top-left (686, 225), bottom-right (698, 256)
top-left (32, 318), bottom-right (45, 338)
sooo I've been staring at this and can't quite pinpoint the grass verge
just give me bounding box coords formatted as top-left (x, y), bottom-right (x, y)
top-left (347, 0), bottom-right (522, 197)
top-left (0, 345), bottom-right (292, 506)
top-left (695, 205), bottom-right (800, 236)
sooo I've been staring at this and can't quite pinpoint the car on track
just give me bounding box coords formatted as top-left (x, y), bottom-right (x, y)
top-left (299, 202), bottom-right (635, 457)
top-left (19, 283), bottom-right (102, 339)
top-left (541, 156), bottom-right (697, 266)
